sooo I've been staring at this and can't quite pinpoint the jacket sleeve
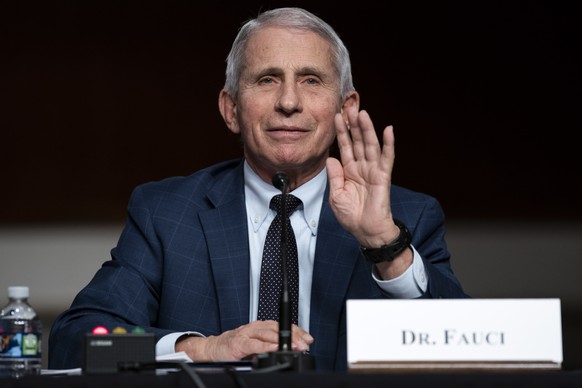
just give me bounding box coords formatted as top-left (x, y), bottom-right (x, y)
top-left (48, 184), bottom-right (174, 369)
top-left (406, 193), bottom-right (469, 299)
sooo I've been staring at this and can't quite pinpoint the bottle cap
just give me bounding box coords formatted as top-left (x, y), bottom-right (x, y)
top-left (8, 286), bottom-right (29, 299)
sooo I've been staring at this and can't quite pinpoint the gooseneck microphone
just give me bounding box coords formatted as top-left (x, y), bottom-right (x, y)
top-left (271, 172), bottom-right (292, 352)
top-left (254, 172), bottom-right (315, 372)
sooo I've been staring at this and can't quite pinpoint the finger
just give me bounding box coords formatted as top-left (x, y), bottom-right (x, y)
top-left (218, 336), bottom-right (277, 360)
top-left (248, 320), bottom-right (280, 343)
top-left (326, 157), bottom-right (345, 195)
top-left (291, 325), bottom-right (314, 351)
top-left (380, 125), bottom-right (395, 173)
top-left (334, 113), bottom-right (354, 165)
top-left (240, 337), bottom-right (279, 356)
top-left (347, 107), bottom-right (366, 160)
top-left (215, 321), bottom-right (279, 360)
top-left (358, 110), bottom-right (382, 161)
top-left (291, 324), bottom-right (314, 343)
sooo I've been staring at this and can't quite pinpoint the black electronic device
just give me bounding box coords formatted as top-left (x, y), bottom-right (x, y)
top-left (82, 332), bottom-right (155, 374)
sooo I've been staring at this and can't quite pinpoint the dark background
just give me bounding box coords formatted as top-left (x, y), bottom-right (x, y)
top-left (2, 1), bottom-right (580, 224)
top-left (1, 0), bottom-right (580, 371)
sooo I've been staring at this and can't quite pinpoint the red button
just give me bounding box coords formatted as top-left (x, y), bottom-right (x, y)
top-left (92, 326), bottom-right (109, 334)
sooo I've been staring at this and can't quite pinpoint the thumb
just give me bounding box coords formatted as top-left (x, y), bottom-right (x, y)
top-left (326, 157), bottom-right (344, 193)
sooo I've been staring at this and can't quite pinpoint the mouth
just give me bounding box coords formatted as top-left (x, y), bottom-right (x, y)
top-left (267, 127), bottom-right (309, 141)
top-left (267, 125), bottom-right (309, 133)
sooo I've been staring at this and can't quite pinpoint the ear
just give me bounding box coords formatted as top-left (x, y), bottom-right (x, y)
top-left (218, 89), bottom-right (240, 134)
top-left (340, 91), bottom-right (360, 124)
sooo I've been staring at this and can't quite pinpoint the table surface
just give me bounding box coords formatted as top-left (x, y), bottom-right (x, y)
top-left (4, 368), bottom-right (582, 388)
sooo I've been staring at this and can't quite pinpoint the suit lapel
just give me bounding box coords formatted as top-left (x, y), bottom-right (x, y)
top-left (309, 189), bottom-right (361, 362)
top-left (199, 162), bottom-right (251, 331)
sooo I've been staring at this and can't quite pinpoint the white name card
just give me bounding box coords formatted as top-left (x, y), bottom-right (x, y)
top-left (347, 298), bottom-right (562, 370)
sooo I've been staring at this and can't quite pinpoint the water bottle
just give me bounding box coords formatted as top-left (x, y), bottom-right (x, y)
top-left (0, 286), bottom-right (42, 378)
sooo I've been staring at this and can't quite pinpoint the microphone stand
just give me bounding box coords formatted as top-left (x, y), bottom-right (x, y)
top-left (253, 172), bottom-right (315, 372)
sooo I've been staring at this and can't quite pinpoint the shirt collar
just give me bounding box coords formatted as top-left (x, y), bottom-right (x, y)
top-left (244, 161), bottom-right (326, 235)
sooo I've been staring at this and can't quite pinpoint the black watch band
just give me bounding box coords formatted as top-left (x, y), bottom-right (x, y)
top-left (360, 219), bottom-right (412, 263)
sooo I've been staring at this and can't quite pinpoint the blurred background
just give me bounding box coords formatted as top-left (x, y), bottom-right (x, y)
top-left (1, 1), bottom-right (580, 370)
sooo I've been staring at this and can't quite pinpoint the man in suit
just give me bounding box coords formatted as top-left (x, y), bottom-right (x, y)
top-left (49, 7), bottom-right (468, 371)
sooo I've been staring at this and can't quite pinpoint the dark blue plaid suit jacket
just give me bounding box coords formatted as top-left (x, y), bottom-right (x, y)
top-left (49, 158), bottom-right (467, 371)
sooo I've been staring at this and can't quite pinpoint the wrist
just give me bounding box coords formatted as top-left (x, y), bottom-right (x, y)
top-left (176, 335), bottom-right (208, 361)
top-left (360, 219), bottom-right (412, 263)
top-left (360, 222), bottom-right (401, 248)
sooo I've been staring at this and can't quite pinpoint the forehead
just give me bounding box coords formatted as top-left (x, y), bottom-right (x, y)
top-left (244, 26), bottom-right (335, 70)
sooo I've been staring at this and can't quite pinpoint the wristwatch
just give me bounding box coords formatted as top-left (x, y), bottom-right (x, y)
top-left (360, 219), bottom-right (412, 263)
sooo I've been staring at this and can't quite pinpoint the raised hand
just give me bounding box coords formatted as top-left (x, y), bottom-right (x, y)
top-left (326, 105), bottom-right (399, 249)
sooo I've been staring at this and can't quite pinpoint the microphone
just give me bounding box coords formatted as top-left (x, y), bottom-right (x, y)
top-left (253, 172), bottom-right (315, 372)
top-left (271, 172), bottom-right (292, 353)
top-left (271, 171), bottom-right (289, 193)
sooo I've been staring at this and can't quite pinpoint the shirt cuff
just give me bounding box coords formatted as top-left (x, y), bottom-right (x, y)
top-left (156, 331), bottom-right (204, 356)
top-left (372, 245), bottom-right (428, 298)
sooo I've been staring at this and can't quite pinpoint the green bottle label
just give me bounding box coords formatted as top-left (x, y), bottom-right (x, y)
top-left (22, 333), bottom-right (40, 356)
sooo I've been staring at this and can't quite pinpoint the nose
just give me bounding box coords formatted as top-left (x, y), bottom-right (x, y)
top-left (275, 82), bottom-right (302, 114)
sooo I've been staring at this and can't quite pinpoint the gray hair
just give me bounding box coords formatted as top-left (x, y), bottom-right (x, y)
top-left (223, 7), bottom-right (355, 100)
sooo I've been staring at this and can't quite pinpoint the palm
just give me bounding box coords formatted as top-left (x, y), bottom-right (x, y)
top-left (327, 109), bottom-right (395, 244)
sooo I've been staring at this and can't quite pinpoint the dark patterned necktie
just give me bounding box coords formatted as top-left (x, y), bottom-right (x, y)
top-left (257, 194), bottom-right (302, 325)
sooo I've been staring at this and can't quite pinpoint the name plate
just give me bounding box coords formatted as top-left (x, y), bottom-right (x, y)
top-left (346, 298), bottom-right (562, 371)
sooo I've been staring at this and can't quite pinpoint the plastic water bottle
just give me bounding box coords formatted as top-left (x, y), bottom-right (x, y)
top-left (0, 286), bottom-right (42, 378)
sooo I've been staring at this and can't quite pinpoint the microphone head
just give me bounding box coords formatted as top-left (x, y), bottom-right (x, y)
top-left (272, 171), bottom-right (289, 192)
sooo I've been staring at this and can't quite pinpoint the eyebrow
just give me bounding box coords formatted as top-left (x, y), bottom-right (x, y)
top-left (254, 66), bottom-right (326, 79)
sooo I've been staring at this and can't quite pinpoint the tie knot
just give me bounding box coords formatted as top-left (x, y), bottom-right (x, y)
top-left (270, 194), bottom-right (302, 215)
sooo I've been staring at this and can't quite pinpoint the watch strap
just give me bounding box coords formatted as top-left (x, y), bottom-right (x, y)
top-left (360, 219), bottom-right (412, 263)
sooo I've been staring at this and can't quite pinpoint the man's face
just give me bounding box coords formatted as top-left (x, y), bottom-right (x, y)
top-left (227, 26), bottom-right (342, 184)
